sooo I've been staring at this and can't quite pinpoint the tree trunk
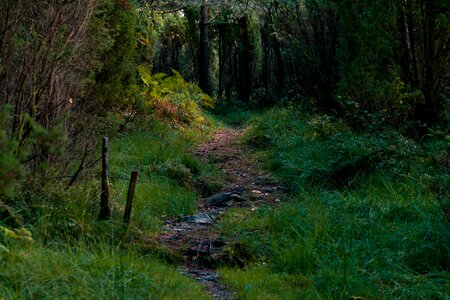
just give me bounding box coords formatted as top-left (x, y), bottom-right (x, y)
top-left (416, 0), bottom-right (439, 127)
top-left (99, 136), bottom-right (111, 220)
top-left (199, 0), bottom-right (211, 95)
top-left (268, 9), bottom-right (285, 101)
top-left (218, 24), bottom-right (224, 102)
top-left (237, 16), bottom-right (253, 104)
top-left (261, 18), bottom-right (271, 107)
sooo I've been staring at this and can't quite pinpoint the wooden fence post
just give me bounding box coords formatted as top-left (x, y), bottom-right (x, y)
top-left (99, 136), bottom-right (111, 220)
top-left (123, 171), bottom-right (138, 226)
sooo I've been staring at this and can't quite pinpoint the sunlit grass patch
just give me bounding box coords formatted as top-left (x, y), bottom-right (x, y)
top-left (0, 114), bottom-right (223, 298)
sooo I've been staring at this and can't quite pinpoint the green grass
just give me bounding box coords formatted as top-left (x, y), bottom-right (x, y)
top-left (215, 110), bottom-right (254, 127)
top-left (0, 116), bottom-right (222, 298)
top-left (1, 106), bottom-right (447, 299)
top-left (108, 120), bottom-right (223, 233)
top-left (0, 241), bottom-right (211, 299)
top-left (219, 178), bottom-right (449, 299)
top-left (244, 109), bottom-right (419, 192)
top-left (216, 108), bottom-right (449, 299)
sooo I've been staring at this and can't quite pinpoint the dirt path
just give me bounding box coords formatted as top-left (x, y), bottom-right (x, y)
top-left (157, 128), bottom-right (285, 299)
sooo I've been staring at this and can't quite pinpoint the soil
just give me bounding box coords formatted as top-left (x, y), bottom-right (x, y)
top-left (156, 128), bottom-right (285, 299)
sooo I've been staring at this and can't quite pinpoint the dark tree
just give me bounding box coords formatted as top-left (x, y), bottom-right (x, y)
top-left (199, 0), bottom-right (211, 95)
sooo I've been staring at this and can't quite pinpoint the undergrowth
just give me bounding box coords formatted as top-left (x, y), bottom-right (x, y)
top-left (0, 87), bottom-right (221, 298)
top-left (217, 108), bottom-right (449, 299)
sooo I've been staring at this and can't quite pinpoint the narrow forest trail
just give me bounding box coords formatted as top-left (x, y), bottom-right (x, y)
top-left (156, 127), bottom-right (286, 299)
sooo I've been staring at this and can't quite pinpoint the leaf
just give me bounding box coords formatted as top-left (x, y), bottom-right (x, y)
top-left (137, 65), bottom-right (153, 86)
top-left (0, 243), bottom-right (9, 254)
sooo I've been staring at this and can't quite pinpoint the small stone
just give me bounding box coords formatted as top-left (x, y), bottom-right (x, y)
top-left (179, 213), bottom-right (216, 224)
top-left (206, 192), bottom-right (245, 206)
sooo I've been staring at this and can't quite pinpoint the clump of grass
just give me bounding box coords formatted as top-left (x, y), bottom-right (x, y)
top-left (216, 110), bottom-right (254, 127)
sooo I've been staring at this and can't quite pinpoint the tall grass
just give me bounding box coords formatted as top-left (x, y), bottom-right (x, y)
top-left (109, 120), bottom-right (223, 233)
top-left (217, 108), bottom-right (449, 299)
top-left (244, 109), bottom-right (418, 192)
top-left (0, 241), bottom-right (210, 299)
top-left (0, 117), bottom-right (221, 298)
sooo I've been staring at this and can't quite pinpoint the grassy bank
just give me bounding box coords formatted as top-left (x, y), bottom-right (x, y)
top-left (0, 115), bottom-right (221, 298)
top-left (218, 108), bottom-right (449, 299)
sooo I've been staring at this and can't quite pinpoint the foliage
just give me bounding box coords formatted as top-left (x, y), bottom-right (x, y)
top-left (337, 0), bottom-right (410, 130)
top-left (1, 114), bottom-right (220, 241)
top-left (0, 108), bottom-right (222, 297)
top-left (0, 225), bottom-right (33, 252)
top-left (1, 0), bottom-right (448, 298)
top-left (144, 0), bottom-right (449, 133)
top-left (0, 1), bottom-right (220, 298)
top-left (0, 0), bottom-right (154, 198)
top-left (420, 127), bottom-right (450, 222)
top-left (91, 0), bottom-right (140, 112)
top-left (138, 66), bottom-right (215, 127)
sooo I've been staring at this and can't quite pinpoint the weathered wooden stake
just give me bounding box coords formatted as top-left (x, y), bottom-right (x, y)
top-left (123, 171), bottom-right (138, 226)
top-left (99, 136), bottom-right (111, 220)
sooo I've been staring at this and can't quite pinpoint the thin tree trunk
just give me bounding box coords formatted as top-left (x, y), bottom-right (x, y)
top-left (262, 19), bottom-right (271, 107)
top-left (199, 0), bottom-right (211, 95)
top-left (268, 9), bottom-right (285, 100)
top-left (405, 0), bottom-right (419, 85)
top-left (218, 24), bottom-right (224, 102)
top-left (237, 16), bottom-right (252, 104)
top-left (99, 136), bottom-right (111, 220)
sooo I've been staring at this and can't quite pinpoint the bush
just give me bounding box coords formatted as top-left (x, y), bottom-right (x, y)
top-left (137, 67), bottom-right (214, 128)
